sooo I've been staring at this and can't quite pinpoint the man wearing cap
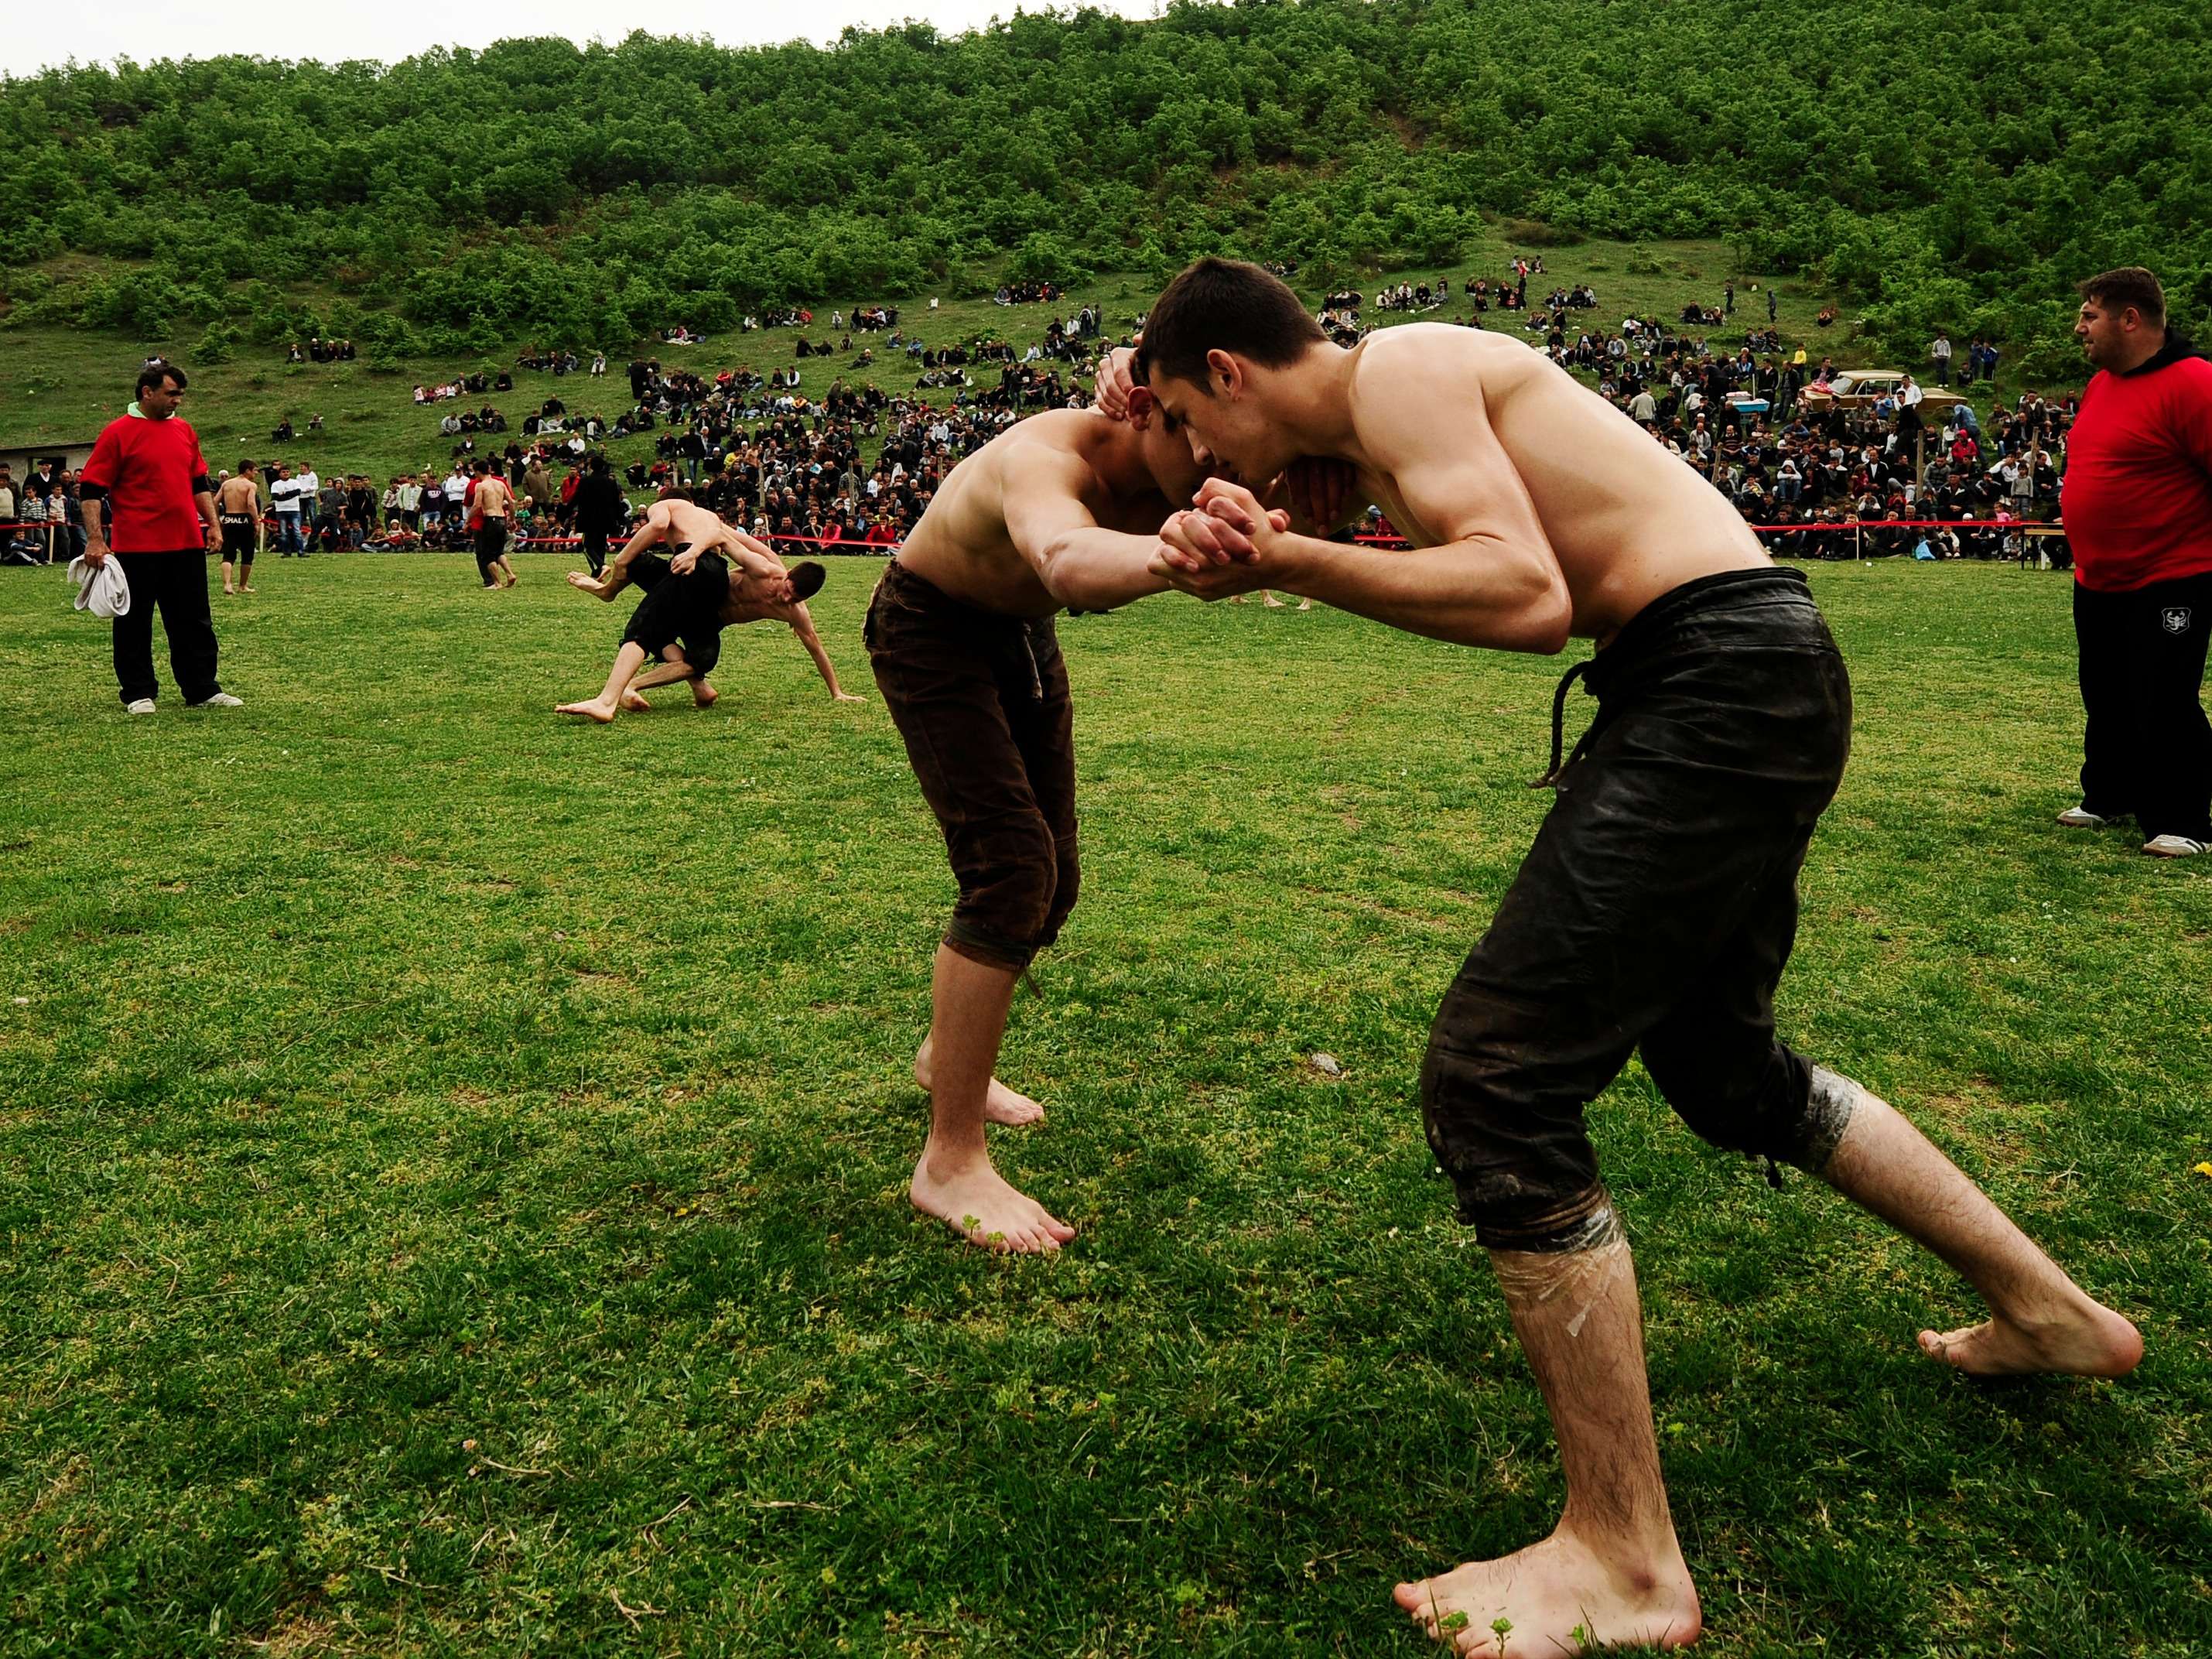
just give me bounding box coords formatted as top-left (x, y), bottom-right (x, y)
top-left (77, 362), bottom-right (241, 713)
top-left (2058, 267), bottom-right (2212, 856)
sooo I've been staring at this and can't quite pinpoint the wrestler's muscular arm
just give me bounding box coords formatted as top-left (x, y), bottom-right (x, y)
top-left (786, 601), bottom-right (866, 702)
top-left (1002, 444), bottom-right (1174, 612)
top-left (1166, 364), bottom-right (1572, 653)
top-left (717, 525), bottom-right (791, 585)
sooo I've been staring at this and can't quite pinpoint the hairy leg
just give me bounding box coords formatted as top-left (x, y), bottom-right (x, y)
top-left (908, 943), bottom-right (1075, 1254)
top-left (558, 640), bottom-right (648, 722)
top-left (1814, 1072), bottom-right (2142, 1377)
top-left (1397, 1221), bottom-right (1701, 1655)
top-left (915, 1034), bottom-right (1044, 1126)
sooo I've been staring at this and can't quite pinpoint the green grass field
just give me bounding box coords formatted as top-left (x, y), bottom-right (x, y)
top-left (0, 234), bottom-right (2074, 488)
top-left (2, 554), bottom-right (2207, 1657)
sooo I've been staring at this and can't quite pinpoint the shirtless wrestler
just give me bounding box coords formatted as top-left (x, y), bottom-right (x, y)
top-left (216, 462), bottom-right (261, 594)
top-left (1100, 258), bottom-right (2140, 1656)
top-left (866, 395), bottom-right (1277, 1254)
top-left (559, 493), bottom-right (861, 719)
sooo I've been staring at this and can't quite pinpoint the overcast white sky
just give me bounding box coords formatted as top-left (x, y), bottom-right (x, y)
top-left (19, 1), bottom-right (1168, 76)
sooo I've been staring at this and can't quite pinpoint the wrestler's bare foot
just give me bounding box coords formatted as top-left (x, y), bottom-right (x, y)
top-left (566, 571), bottom-right (613, 598)
top-left (914, 1038), bottom-right (1044, 1126)
top-left (240, 583), bottom-right (255, 593)
top-left (910, 1148), bottom-right (1075, 1254)
top-left (692, 682), bottom-right (718, 708)
top-left (1918, 1293), bottom-right (2142, 1378)
top-left (1394, 1531), bottom-right (1700, 1656)
top-left (224, 583), bottom-right (235, 595)
top-left (621, 691), bottom-right (652, 712)
top-left (1263, 593), bottom-right (1286, 608)
top-left (556, 697), bottom-right (617, 723)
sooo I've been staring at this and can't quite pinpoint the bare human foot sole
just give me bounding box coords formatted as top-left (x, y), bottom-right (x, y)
top-left (1393, 1531), bottom-right (1701, 1657)
top-left (910, 1154), bottom-right (1075, 1254)
top-left (1917, 1299), bottom-right (2142, 1378)
top-left (914, 1042), bottom-right (1044, 1126)
top-left (621, 692), bottom-right (652, 712)
top-left (556, 700), bottom-right (617, 723)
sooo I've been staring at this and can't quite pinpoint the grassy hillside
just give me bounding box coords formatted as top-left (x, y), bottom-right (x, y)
top-left (5, 5), bottom-right (2208, 367)
top-left (0, 237), bottom-right (2079, 487)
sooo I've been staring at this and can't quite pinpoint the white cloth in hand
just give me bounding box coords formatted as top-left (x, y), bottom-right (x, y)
top-left (68, 555), bottom-right (130, 618)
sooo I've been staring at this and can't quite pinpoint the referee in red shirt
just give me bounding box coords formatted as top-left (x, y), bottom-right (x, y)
top-left (2059, 269), bottom-right (2212, 856)
top-left (77, 361), bottom-right (241, 713)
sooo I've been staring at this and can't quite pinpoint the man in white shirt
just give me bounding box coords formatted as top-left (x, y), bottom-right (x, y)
top-left (269, 463), bottom-right (306, 555)
top-left (290, 467), bottom-right (320, 558)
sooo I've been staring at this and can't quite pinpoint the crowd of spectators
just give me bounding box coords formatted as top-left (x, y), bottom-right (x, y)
top-left (0, 457), bottom-right (80, 566)
top-left (1555, 304), bottom-right (2073, 559)
top-left (1313, 265), bottom-right (2076, 562)
top-left (10, 275), bottom-right (2080, 571)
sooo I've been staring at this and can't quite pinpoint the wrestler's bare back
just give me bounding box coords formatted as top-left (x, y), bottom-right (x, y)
top-left (895, 410), bottom-right (1178, 617)
top-left (217, 474), bottom-right (258, 514)
top-left (651, 498), bottom-right (737, 551)
top-left (1345, 326), bottom-right (1766, 641)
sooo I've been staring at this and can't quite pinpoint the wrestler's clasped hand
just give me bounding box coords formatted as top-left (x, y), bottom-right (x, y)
top-left (1151, 481), bottom-right (1291, 599)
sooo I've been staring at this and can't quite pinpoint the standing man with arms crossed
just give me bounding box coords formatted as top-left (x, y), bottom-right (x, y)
top-left (290, 462), bottom-right (320, 557)
top-left (268, 461), bottom-right (305, 556)
top-left (78, 362), bottom-right (243, 713)
top-left (217, 460), bottom-right (262, 594)
top-left (1111, 259), bottom-right (2141, 1654)
top-left (2055, 267), bottom-right (2212, 857)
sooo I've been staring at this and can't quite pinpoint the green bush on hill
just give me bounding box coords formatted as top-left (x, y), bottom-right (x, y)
top-left (1, 1), bottom-right (2207, 361)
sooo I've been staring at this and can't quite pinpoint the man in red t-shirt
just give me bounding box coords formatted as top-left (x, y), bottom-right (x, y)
top-left (2059, 268), bottom-right (2212, 855)
top-left (77, 362), bottom-right (240, 713)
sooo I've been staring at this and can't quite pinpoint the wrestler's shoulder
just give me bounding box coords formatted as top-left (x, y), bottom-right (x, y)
top-left (990, 406), bottom-right (1105, 455)
top-left (1356, 322), bottom-right (1540, 383)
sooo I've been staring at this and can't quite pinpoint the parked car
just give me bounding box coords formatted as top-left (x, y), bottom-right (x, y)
top-left (1799, 369), bottom-right (1971, 418)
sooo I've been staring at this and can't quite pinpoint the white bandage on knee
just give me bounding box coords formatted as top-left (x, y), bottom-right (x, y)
top-left (1799, 1066), bottom-right (1868, 1174)
top-left (1490, 1206), bottom-right (1630, 1339)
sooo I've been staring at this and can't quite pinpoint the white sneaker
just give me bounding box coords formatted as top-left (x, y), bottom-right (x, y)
top-left (2144, 834), bottom-right (2207, 857)
top-left (2055, 805), bottom-right (2108, 829)
top-left (187, 692), bottom-right (244, 708)
top-left (124, 697), bottom-right (156, 715)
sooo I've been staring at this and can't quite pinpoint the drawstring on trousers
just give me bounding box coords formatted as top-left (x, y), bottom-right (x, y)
top-left (1021, 629), bottom-right (1044, 703)
top-left (1529, 658), bottom-right (1595, 789)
